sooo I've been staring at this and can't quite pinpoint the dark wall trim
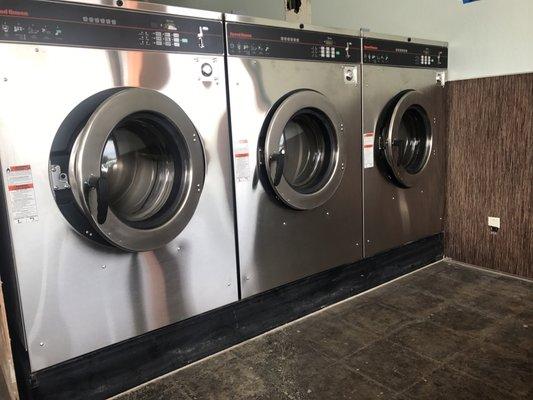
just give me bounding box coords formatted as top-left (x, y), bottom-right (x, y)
top-left (21, 234), bottom-right (443, 399)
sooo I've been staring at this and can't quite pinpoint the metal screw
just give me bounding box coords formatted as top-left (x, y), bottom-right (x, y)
top-left (420, 190), bottom-right (424, 193)
top-left (226, 282), bottom-right (231, 286)
top-left (282, 221), bottom-right (287, 226)
top-left (325, 211), bottom-right (330, 216)
top-left (366, 239), bottom-right (371, 243)
top-left (101, 265), bottom-right (106, 269)
top-left (341, 163), bottom-right (345, 170)
top-left (177, 246), bottom-right (181, 252)
top-left (355, 242), bottom-right (359, 246)
top-left (35, 48), bottom-right (39, 52)
top-left (392, 196), bottom-right (395, 200)
top-left (39, 342), bottom-right (44, 347)
top-left (245, 276), bottom-right (250, 281)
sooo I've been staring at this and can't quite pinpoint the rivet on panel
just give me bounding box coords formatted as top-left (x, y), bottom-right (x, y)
top-left (226, 282), bottom-right (231, 286)
top-left (34, 48), bottom-right (39, 52)
top-left (282, 221), bottom-right (287, 226)
top-left (39, 342), bottom-right (45, 347)
top-left (245, 276), bottom-right (250, 281)
top-left (101, 265), bottom-right (106, 269)
top-left (392, 196), bottom-right (395, 200)
top-left (177, 246), bottom-right (181, 252)
top-left (366, 239), bottom-right (371, 243)
top-left (3, 78), bottom-right (7, 82)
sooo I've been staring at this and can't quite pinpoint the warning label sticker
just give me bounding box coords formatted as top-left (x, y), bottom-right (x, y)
top-left (6, 165), bottom-right (39, 223)
top-left (363, 132), bottom-right (375, 169)
top-left (234, 139), bottom-right (251, 182)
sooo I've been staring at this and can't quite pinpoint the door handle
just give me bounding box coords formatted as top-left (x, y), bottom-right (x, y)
top-left (269, 149), bottom-right (285, 187)
top-left (392, 139), bottom-right (407, 166)
top-left (88, 176), bottom-right (109, 224)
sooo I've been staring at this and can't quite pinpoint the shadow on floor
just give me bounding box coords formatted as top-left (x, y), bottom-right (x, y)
top-left (114, 260), bottom-right (533, 399)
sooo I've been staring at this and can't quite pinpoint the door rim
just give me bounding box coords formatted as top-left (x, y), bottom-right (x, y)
top-left (69, 88), bottom-right (205, 252)
top-left (383, 90), bottom-right (433, 188)
top-left (262, 90), bottom-right (345, 211)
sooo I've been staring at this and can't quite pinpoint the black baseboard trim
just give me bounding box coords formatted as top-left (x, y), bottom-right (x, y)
top-left (23, 233), bottom-right (443, 400)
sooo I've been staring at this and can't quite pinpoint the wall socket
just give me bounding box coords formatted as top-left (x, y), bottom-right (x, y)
top-left (488, 216), bottom-right (500, 234)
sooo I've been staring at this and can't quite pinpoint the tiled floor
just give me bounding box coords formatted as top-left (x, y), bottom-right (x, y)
top-left (115, 260), bottom-right (533, 399)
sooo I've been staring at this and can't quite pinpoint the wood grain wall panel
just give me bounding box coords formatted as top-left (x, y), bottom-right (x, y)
top-left (445, 73), bottom-right (533, 278)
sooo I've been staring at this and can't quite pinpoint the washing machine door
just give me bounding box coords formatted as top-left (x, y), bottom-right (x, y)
top-left (378, 90), bottom-right (433, 188)
top-left (51, 88), bottom-right (205, 252)
top-left (260, 90), bottom-right (345, 211)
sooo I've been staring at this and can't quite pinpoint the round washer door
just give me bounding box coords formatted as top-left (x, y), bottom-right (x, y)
top-left (261, 90), bottom-right (345, 211)
top-left (68, 88), bottom-right (205, 252)
top-left (379, 90), bottom-right (433, 188)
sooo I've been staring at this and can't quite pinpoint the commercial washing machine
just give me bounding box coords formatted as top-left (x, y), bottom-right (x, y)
top-left (0, 0), bottom-right (238, 371)
top-left (361, 32), bottom-right (448, 257)
top-left (225, 15), bottom-right (363, 298)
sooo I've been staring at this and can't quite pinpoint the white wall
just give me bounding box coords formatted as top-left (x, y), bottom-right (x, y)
top-left (157, 0), bottom-right (533, 81)
top-left (152, 0), bottom-right (284, 20)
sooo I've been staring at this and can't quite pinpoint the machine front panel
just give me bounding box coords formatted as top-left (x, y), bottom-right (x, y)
top-left (362, 65), bottom-right (445, 257)
top-left (0, 43), bottom-right (238, 371)
top-left (227, 57), bottom-right (363, 298)
top-left (0, 0), bottom-right (224, 54)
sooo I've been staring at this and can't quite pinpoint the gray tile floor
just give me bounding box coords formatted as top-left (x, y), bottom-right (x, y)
top-left (115, 260), bottom-right (533, 399)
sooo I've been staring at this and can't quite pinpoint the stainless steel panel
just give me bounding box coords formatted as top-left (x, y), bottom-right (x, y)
top-left (363, 65), bottom-right (446, 257)
top-left (361, 31), bottom-right (448, 48)
top-left (0, 44), bottom-right (238, 371)
top-left (227, 57), bottom-right (363, 298)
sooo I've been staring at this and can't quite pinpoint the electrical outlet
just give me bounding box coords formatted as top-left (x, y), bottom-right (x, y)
top-left (488, 216), bottom-right (500, 234)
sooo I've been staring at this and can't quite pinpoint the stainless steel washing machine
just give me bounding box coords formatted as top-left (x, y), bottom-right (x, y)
top-left (225, 15), bottom-right (363, 298)
top-left (361, 32), bottom-right (448, 257)
top-left (0, 0), bottom-right (238, 371)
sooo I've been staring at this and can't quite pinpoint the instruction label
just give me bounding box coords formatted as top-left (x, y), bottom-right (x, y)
top-left (363, 132), bottom-right (375, 169)
top-left (6, 165), bottom-right (38, 223)
top-left (234, 139), bottom-right (251, 182)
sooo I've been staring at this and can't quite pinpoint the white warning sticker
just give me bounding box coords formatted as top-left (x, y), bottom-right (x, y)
top-left (234, 139), bottom-right (251, 182)
top-left (363, 132), bottom-right (375, 169)
top-left (6, 165), bottom-right (39, 223)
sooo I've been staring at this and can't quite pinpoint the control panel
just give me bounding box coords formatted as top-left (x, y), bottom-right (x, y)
top-left (227, 22), bottom-right (360, 63)
top-left (363, 38), bottom-right (447, 68)
top-left (0, 0), bottom-right (224, 54)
